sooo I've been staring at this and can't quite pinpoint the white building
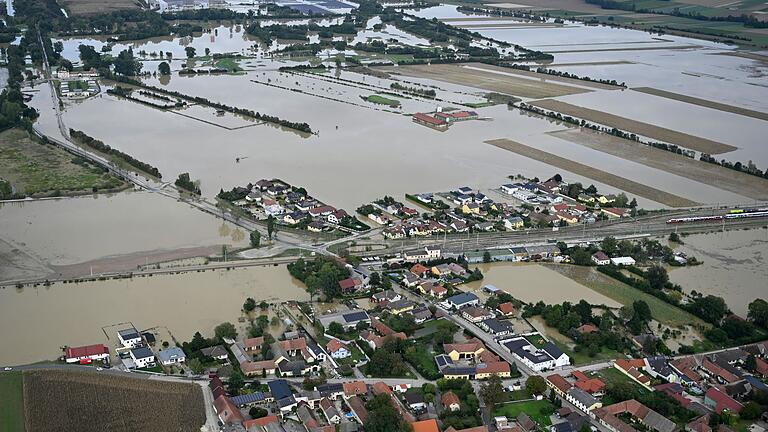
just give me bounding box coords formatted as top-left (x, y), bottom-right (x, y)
top-left (502, 337), bottom-right (570, 372)
top-left (118, 327), bottom-right (142, 348)
top-left (130, 347), bottom-right (156, 368)
top-left (610, 257), bottom-right (636, 266)
top-left (157, 347), bottom-right (186, 366)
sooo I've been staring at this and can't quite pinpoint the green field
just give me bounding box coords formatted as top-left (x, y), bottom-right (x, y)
top-left (554, 340), bottom-right (621, 366)
top-left (215, 58), bottom-right (242, 72)
top-left (546, 264), bottom-right (707, 328)
top-left (67, 80), bottom-right (89, 91)
top-left (0, 128), bottom-right (125, 198)
top-left (493, 399), bottom-right (555, 426)
top-left (0, 372), bottom-right (25, 432)
top-left (365, 94), bottom-right (401, 107)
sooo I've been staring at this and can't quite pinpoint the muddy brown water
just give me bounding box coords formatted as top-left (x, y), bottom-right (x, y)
top-left (0, 265), bottom-right (309, 365)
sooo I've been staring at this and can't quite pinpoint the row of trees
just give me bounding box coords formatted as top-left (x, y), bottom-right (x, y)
top-left (69, 129), bottom-right (162, 178)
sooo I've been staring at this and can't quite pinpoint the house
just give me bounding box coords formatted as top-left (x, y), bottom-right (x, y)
top-left (611, 257), bottom-right (636, 266)
top-left (387, 299), bottom-right (416, 315)
top-left (243, 416), bottom-right (279, 429)
top-left (670, 356), bottom-right (703, 386)
top-left (614, 359), bottom-right (653, 390)
top-left (130, 347), bottom-right (156, 368)
top-left (411, 306), bottom-right (434, 324)
top-left (475, 361), bottom-right (512, 379)
top-left (573, 371), bottom-right (606, 396)
top-left (478, 318), bottom-right (514, 336)
top-left (547, 374), bottom-right (573, 397)
top-left (566, 387), bottom-right (602, 413)
top-left (157, 347), bottom-right (186, 366)
top-left (444, 338), bottom-right (485, 361)
top-left (346, 396), bottom-right (368, 424)
top-left (412, 113), bottom-right (447, 130)
top-left (645, 356), bottom-right (677, 382)
top-left (404, 392), bottom-right (427, 411)
top-left (411, 419), bottom-right (440, 432)
top-left (326, 339), bottom-right (351, 359)
top-left (243, 337), bottom-right (264, 353)
top-left (213, 395), bottom-right (245, 425)
top-left (404, 246), bottom-right (441, 262)
top-left (432, 263), bottom-right (452, 277)
top-left (591, 251), bottom-right (610, 266)
top-left (602, 208), bottom-right (628, 219)
top-left (297, 402), bottom-right (319, 428)
top-left (462, 306), bottom-right (495, 323)
top-left (372, 289), bottom-right (401, 303)
top-left (118, 327), bottom-right (142, 348)
top-left (419, 281), bottom-right (447, 298)
top-left (503, 338), bottom-right (570, 372)
top-left (442, 391), bottom-right (461, 412)
top-left (200, 345), bottom-right (230, 361)
top-left (343, 381), bottom-right (368, 398)
top-left (411, 263), bottom-right (429, 277)
top-left (497, 302), bottom-right (517, 317)
top-left (283, 211), bottom-right (307, 225)
top-left (594, 400), bottom-right (676, 432)
top-left (327, 209), bottom-right (348, 224)
top-left (64, 344), bottom-right (110, 364)
top-left (435, 354), bottom-right (454, 371)
top-left (338, 277), bottom-right (364, 293)
top-left (320, 397), bottom-right (341, 424)
top-left (318, 309), bottom-right (370, 331)
top-left (704, 388), bottom-right (743, 414)
top-left (504, 216), bottom-right (525, 230)
top-left (268, 379), bottom-right (297, 412)
top-left (402, 272), bottom-right (420, 287)
top-left (575, 324), bottom-right (598, 335)
top-left (518, 413), bottom-right (537, 432)
top-left (444, 292), bottom-right (480, 310)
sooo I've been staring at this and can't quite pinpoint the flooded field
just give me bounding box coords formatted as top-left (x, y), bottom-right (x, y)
top-left (464, 262), bottom-right (622, 307)
top-left (0, 265), bottom-right (308, 365)
top-left (0, 192), bottom-right (247, 282)
top-left (669, 229), bottom-right (768, 317)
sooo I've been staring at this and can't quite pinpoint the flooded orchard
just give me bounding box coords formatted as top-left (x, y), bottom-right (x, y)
top-left (0, 265), bottom-right (309, 365)
top-left (464, 262), bottom-right (622, 307)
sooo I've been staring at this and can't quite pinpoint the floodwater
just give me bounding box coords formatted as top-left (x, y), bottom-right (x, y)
top-left (668, 229), bottom-right (768, 318)
top-left (0, 191), bottom-right (247, 270)
top-left (464, 262), bottom-right (622, 307)
top-left (51, 69), bottom-right (748, 213)
top-left (0, 265), bottom-right (309, 365)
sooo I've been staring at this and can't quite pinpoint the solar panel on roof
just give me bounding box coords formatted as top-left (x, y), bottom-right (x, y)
top-left (231, 392), bottom-right (265, 405)
top-left (342, 311), bottom-right (368, 322)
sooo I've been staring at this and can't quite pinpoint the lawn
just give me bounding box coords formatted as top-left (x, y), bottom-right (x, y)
top-left (0, 128), bottom-right (125, 197)
top-left (0, 372), bottom-right (25, 432)
top-left (215, 57), bottom-right (242, 72)
top-left (365, 94), bottom-right (401, 107)
top-left (554, 340), bottom-right (621, 366)
top-left (546, 264), bottom-right (707, 328)
top-left (493, 399), bottom-right (555, 426)
top-left (596, 366), bottom-right (650, 404)
top-left (67, 80), bottom-right (89, 91)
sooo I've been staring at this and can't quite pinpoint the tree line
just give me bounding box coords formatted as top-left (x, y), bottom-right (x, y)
top-left (69, 129), bottom-right (162, 178)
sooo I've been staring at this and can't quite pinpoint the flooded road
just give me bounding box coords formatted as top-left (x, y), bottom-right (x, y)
top-left (464, 262), bottom-right (622, 307)
top-left (668, 229), bottom-right (768, 317)
top-left (0, 265), bottom-right (308, 365)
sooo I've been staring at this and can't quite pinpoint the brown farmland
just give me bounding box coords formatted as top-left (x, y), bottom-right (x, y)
top-left (529, 99), bottom-right (738, 154)
top-left (23, 370), bottom-right (205, 432)
top-left (632, 87), bottom-right (768, 121)
top-left (485, 138), bottom-right (699, 207)
top-left (388, 64), bottom-right (591, 98)
top-left (548, 128), bottom-right (768, 201)
top-left (59, 0), bottom-right (141, 15)
top-left (464, 62), bottom-right (623, 90)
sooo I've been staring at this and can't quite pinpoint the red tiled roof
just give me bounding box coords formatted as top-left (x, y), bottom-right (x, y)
top-left (343, 381), bottom-right (367, 396)
top-left (65, 344), bottom-right (109, 359)
top-left (576, 324), bottom-right (599, 334)
top-left (442, 391), bottom-right (460, 408)
top-left (706, 388), bottom-right (743, 413)
top-left (477, 361), bottom-right (510, 375)
top-left (413, 113), bottom-right (446, 126)
top-left (326, 339), bottom-right (347, 354)
top-left (243, 415), bottom-right (279, 428)
top-left (411, 419), bottom-right (440, 432)
top-left (244, 337), bottom-right (264, 349)
top-left (547, 374), bottom-right (572, 394)
top-left (411, 264), bottom-right (429, 275)
top-left (213, 395), bottom-right (245, 424)
top-left (497, 302), bottom-right (516, 315)
top-left (372, 381), bottom-right (392, 395)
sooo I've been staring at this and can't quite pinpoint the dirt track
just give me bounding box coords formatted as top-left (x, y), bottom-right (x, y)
top-left (549, 128), bottom-right (768, 200)
top-left (529, 99), bottom-right (738, 155)
top-left (464, 62), bottom-right (623, 90)
top-left (632, 87), bottom-right (768, 122)
top-left (485, 138), bottom-right (700, 207)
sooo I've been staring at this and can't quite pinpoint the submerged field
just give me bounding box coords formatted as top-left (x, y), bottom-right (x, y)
top-left (23, 370), bottom-right (205, 432)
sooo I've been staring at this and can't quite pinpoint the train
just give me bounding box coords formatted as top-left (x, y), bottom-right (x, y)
top-left (667, 208), bottom-right (768, 224)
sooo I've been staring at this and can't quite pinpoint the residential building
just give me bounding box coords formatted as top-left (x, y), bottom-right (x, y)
top-left (444, 292), bottom-right (480, 310)
top-left (157, 347), bottom-right (186, 366)
top-left (201, 345), bottom-right (230, 360)
top-left (130, 347), bottom-right (156, 368)
top-left (320, 397), bottom-right (341, 424)
top-left (411, 419), bottom-right (440, 432)
top-left (462, 306), bottom-right (495, 323)
top-left (444, 338), bottom-right (485, 361)
top-left (496, 302), bottom-right (517, 317)
top-left (566, 387), bottom-right (602, 413)
top-left (475, 361), bottom-right (512, 379)
top-left (326, 339), bottom-right (351, 359)
top-left (591, 251), bottom-right (610, 266)
top-left (442, 391), bottom-right (461, 412)
top-left (318, 309), bottom-right (370, 331)
top-left (213, 395), bottom-right (245, 425)
top-left (614, 359), bottom-right (653, 390)
top-left (704, 388), bottom-right (743, 414)
top-left (594, 400), bottom-right (676, 432)
top-left (503, 338), bottom-right (570, 372)
top-left (118, 327), bottom-right (142, 348)
top-left (478, 318), bottom-right (514, 336)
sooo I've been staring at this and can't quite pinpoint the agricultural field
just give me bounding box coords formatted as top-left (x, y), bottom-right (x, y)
top-left (0, 372), bottom-right (25, 432)
top-left (389, 64), bottom-right (591, 99)
top-left (58, 0), bottom-right (141, 15)
top-left (547, 128), bottom-right (768, 200)
top-left (528, 99), bottom-right (737, 155)
top-left (544, 264), bottom-right (709, 329)
top-left (484, 138), bottom-right (699, 207)
top-left (0, 128), bottom-right (126, 198)
top-left (23, 370), bottom-right (205, 432)
top-left (365, 94), bottom-right (402, 107)
top-left (631, 87), bottom-right (768, 121)
top-left (464, 63), bottom-right (622, 90)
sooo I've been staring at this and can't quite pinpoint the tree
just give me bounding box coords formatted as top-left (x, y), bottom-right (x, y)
top-left (748, 299), bottom-right (768, 329)
top-left (745, 355), bottom-right (757, 373)
top-left (632, 300), bottom-right (652, 322)
top-left (480, 374), bottom-right (505, 409)
top-left (740, 401), bottom-right (764, 420)
top-left (328, 322), bottom-right (344, 336)
top-left (369, 272), bottom-right (381, 287)
top-left (601, 236), bottom-right (618, 256)
top-left (249, 407), bottom-right (268, 419)
top-left (243, 297), bottom-right (257, 313)
top-left (250, 230), bottom-right (261, 248)
top-left (571, 248), bottom-right (593, 266)
top-left (365, 394), bottom-right (410, 432)
top-left (483, 251), bottom-right (492, 263)
top-left (188, 358), bottom-right (204, 374)
top-left (646, 266), bottom-right (669, 290)
top-left (185, 46), bottom-right (196, 58)
top-left (267, 215), bottom-right (276, 240)
top-left (205, 47), bottom-right (211, 56)
top-left (525, 375), bottom-right (547, 396)
top-left (158, 61), bottom-right (171, 75)
top-left (214, 322), bottom-right (237, 341)
top-left (113, 48), bottom-right (142, 76)
top-left (228, 369), bottom-right (244, 394)
top-left (691, 295), bottom-right (729, 325)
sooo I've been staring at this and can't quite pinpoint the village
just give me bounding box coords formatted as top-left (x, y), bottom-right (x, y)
top-left (57, 240), bottom-right (768, 432)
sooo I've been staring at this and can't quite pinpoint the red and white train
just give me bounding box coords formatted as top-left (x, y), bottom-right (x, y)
top-left (666, 208), bottom-right (768, 224)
